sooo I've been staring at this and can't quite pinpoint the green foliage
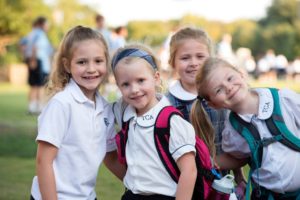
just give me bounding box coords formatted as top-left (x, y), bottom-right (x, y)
top-left (0, 0), bottom-right (50, 36)
top-left (127, 20), bottom-right (172, 46)
top-left (231, 20), bottom-right (258, 51)
top-left (0, 0), bottom-right (99, 67)
top-left (260, 0), bottom-right (297, 25)
top-left (48, 0), bottom-right (98, 47)
top-left (255, 0), bottom-right (300, 59)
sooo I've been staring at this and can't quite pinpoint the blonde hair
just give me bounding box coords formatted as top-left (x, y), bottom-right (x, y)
top-left (168, 26), bottom-right (214, 68)
top-left (46, 25), bottom-right (109, 98)
top-left (190, 57), bottom-right (238, 158)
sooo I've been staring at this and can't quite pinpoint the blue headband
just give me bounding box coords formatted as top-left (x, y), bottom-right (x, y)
top-left (111, 48), bottom-right (157, 70)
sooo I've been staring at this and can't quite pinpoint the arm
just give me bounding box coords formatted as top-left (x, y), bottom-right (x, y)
top-left (175, 152), bottom-right (197, 200)
top-left (233, 168), bottom-right (246, 184)
top-left (36, 141), bottom-right (58, 200)
top-left (104, 150), bottom-right (126, 181)
top-left (233, 168), bottom-right (247, 200)
top-left (215, 153), bottom-right (248, 170)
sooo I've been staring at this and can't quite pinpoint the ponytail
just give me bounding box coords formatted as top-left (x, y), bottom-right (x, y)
top-left (190, 99), bottom-right (216, 159)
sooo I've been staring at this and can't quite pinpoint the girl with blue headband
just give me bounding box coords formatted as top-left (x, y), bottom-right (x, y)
top-left (112, 43), bottom-right (197, 200)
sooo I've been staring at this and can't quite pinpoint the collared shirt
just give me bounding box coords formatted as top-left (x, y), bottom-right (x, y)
top-left (113, 95), bottom-right (196, 196)
top-left (222, 88), bottom-right (300, 193)
top-left (166, 80), bottom-right (227, 154)
top-left (31, 79), bottom-right (116, 200)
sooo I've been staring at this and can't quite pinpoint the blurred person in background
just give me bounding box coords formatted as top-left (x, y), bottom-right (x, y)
top-left (23, 16), bottom-right (53, 114)
top-left (110, 26), bottom-right (128, 56)
top-left (95, 14), bottom-right (113, 52)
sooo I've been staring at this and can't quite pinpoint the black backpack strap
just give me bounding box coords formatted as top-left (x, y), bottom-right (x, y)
top-left (266, 88), bottom-right (300, 151)
top-left (229, 112), bottom-right (263, 169)
top-left (153, 106), bottom-right (182, 183)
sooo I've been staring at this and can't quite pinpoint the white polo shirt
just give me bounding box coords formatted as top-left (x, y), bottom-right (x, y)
top-left (114, 95), bottom-right (196, 196)
top-left (222, 88), bottom-right (300, 193)
top-left (31, 79), bottom-right (116, 200)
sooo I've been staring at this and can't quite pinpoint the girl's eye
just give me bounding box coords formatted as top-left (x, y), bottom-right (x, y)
top-left (216, 88), bottom-right (223, 95)
top-left (77, 60), bottom-right (86, 65)
top-left (121, 82), bottom-right (129, 87)
top-left (228, 75), bottom-right (233, 82)
top-left (197, 55), bottom-right (206, 59)
top-left (138, 78), bottom-right (144, 83)
top-left (180, 56), bottom-right (189, 60)
top-left (95, 59), bottom-right (104, 64)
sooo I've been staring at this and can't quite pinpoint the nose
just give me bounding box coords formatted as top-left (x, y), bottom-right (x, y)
top-left (225, 82), bottom-right (234, 94)
top-left (190, 57), bottom-right (199, 68)
top-left (131, 83), bottom-right (139, 94)
top-left (87, 63), bottom-right (96, 73)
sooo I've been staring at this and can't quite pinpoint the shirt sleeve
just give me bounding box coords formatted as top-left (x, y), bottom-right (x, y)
top-left (222, 119), bottom-right (251, 159)
top-left (37, 99), bottom-right (69, 148)
top-left (279, 88), bottom-right (300, 137)
top-left (106, 104), bottom-right (117, 152)
top-left (169, 115), bottom-right (196, 161)
top-left (112, 98), bottom-right (127, 128)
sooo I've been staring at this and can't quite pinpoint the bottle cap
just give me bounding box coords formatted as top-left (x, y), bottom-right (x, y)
top-left (212, 174), bottom-right (235, 194)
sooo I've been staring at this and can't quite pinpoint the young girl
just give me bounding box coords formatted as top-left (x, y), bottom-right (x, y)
top-left (30, 26), bottom-right (124, 200)
top-left (165, 26), bottom-right (226, 154)
top-left (112, 44), bottom-right (197, 200)
top-left (192, 57), bottom-right (300, 199)
top-left (165, 26), bottom-right (246, 197)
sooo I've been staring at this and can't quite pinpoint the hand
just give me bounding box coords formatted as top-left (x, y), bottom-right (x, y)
top-left (29, 59), bottom-right (37, 70)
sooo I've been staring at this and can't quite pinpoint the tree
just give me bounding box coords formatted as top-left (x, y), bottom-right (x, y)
top-left (258, 0), bottom-right (300, 59)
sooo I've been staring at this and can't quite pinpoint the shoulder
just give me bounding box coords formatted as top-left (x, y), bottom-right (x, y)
top-left (279, 88), bottom-right (300, 100)
top-left (278, 88), bottom-right (300, 112)
top-left (165, 91), bottom-right (176, 104)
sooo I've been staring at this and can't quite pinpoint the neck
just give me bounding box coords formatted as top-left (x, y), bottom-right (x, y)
top-left (232, 90), bottom-right (259, 115)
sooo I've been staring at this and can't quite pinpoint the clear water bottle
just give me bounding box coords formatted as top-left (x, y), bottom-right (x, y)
top-left (209, 174), bottom-right (235, 200)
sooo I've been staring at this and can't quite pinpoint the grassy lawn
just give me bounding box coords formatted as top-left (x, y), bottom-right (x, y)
top-left (0, 84), bottom-right (123, 200)
top-left (0, 80), bottom-right (299, 200)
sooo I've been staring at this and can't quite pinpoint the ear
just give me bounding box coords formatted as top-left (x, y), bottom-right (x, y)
top-left (62, 58), bottom-right (70, 73)
top-left (154, 71), bottom-right (160, 84)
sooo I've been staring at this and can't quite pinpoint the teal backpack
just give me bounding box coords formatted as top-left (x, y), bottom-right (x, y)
top-left (229, 88), bottom-right (300, 200)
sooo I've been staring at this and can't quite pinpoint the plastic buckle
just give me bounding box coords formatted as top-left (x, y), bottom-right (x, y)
top-left (261, 137), bottom-right (277, 147)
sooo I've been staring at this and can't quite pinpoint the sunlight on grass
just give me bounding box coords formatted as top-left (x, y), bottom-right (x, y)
top-left (0, 83), bottom-right (29, 94)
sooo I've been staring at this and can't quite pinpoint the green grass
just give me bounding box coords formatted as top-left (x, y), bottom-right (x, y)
top-left (0, 83), bottom-right (123, 200)
top-left (0, 80), bottom-right (299, 200)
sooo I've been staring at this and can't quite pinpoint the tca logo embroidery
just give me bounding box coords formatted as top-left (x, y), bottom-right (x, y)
top-left (262, 102), bottom-right (270, 113)
top-left (142, 115), bottom-right (153, 120)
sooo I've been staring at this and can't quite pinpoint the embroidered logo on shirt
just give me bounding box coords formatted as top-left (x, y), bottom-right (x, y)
top-left (262, 102), bottom-right (270, 113)
top-left (104, 118), bottom-right (110, 127)
top-left (142, 115), bottom-right (153, 120)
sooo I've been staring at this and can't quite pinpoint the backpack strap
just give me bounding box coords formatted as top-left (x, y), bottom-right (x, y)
top-left (154, 106), bottom-right (182, 182)
top-left (266, 88), bottom-right (300, 151)
top-left (229, 112), bottom-right (263, 169)
top-left (115, 120), bottom-right (130, 165)
top-left (154, 106), bottom-right (217, 180)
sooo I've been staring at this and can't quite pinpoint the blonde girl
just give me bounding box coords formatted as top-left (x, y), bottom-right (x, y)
top-left (166, 26), bottom-right (246, 197)
top-left (165, 26), bottom-right (226, 154)
top-left (192, 57), bottom-right (300, 199)
top-left (30, 26), bottom-right (124, 200)
top-left (112, 43), bottom-right (197, 200)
